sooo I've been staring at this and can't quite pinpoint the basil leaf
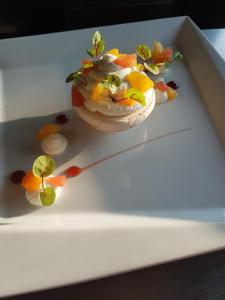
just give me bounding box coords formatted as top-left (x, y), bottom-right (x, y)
top-left (173, 51), bottom-right (183, 61)
top-left (87, 48), bottom-right (96, 58)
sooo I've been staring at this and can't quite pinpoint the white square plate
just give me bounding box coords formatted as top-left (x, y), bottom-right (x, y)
top-left (0, 16), bottom-right (225, 297)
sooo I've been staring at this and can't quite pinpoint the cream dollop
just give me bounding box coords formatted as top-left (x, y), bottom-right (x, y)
top-left (41, 133), bottom-right (68, 155)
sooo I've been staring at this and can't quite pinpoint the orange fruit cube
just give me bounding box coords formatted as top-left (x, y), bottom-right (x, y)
top-left (106, 48), bottom-right (120, 57)
top-left (114, 54), bottom-right (137, 68)
top-left (166, 86), bottom-right (178, 101)
top-left (22, 170), bottom-right (42, 192)
top-left (126, 71), bottom-right (154, 92)
top-left (45, 175), bottom-right (66, 187)
top-left (37, 124), bottom-right (60, 141)
top-left (118, 98), bottom-right (136, 106)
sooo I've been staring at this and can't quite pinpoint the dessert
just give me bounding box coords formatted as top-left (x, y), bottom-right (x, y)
top-left (66, 32), bottom-right (183, 132)
top-left (66, 31), bottom-right (155, 132)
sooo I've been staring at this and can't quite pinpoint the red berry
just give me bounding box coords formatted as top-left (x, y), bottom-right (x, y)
top-left (66, 166), bottom-right (82, 177)
top-left (10, 170), bottom-right (26, 184)
top-left (55, 114), bottom-right (69, 124)
top-left (167, 81), bottom-right (179, 90)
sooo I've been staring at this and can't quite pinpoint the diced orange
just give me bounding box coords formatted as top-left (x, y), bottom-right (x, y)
top-left (114, 54), bottom-right (137, 67)
top-left (37, 124), bottom-right (60, 141)
top-left (154, 81), bottom-right (168, 92)
top-left (118, 98), bottom-right (136, 106)
top-left (126, 71), bottom-right (154, 93)
top-left (166, 86), bottom-right (178, 101)
top-left (91, 83), bottom-right (106, 101)
top-left (22, 170), bottom-right (42, 192)
top-left (106, 48), bottom-right (120, 57)
top-left (45, 175), bottom-right (66, 187)
top-left (72, 86), bottom-right (85, 107)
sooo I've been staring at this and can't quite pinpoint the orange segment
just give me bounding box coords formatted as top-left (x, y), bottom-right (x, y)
top-left (113, 54), bottom-right (137, 68)
top-left (45, 175), bottom-right (66, 187)
top-left (166, 86), bottom-right (178, 101)
top-left (118, 98), bottom-right (136, 106)
top-left (106, 48), bottom-right (120, 57)
top-left (91, 84), bottom-right (104, 101)
top-left (22, 170), bottom-right (42, 192)
top-left (37, 124), bottom-right (60, 141)
top-left (72, 86), bottom-right (85, 107)
top-left (126, 71), bottom-right (154, 93)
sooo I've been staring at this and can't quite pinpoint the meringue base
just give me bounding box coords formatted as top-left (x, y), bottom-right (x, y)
top-left (74, 90), bottom-right (155, 133)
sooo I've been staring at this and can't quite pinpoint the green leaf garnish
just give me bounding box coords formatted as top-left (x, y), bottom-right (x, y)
top-left (173, 51), bottom-right (183, 61)
top-left (105, 74), bottom-right (122, 87)
top-left (40, 186), bottom-right (56, 206)
top-left (136, 44), bottom-right (151, 61)
top-left (65, 70), bottom-right (87, 86)
top-left (126, 88), bottom-right (146, 106)
top-left (87, 48), bottom-right (96, 58)
top-left (88, 31), bottom-right (105, 57)
top-left (99, 80), bottom-right (118, 94)
top-left (33, 155), bottom-right (55, 178)
top-left (144, 63), bottom-right (159, 74)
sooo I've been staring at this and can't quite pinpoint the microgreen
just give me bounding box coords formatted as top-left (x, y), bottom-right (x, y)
top-left (33, 155), bottom-right (55, 178)
top-left (87, 31), bottom-right (105, 58)
top-left (105, 74), bottom-right (122, 87)
top-left (126, 88), bottom-right (146, 106)
top-left (99, 80), bottom-right (118, 94)
top-left (65, 70), bottom-right (87, 86)
top-left (40, 186), bottom-right (56, 206)
top-left (144, 63), bottom-right (159, 75)
top-left (136, 44), bottom-right (151, 61)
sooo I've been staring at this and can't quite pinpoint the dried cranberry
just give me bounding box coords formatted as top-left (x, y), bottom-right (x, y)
top-left (166, 81), bottom-right (179, 90)
top-left (55, 114), bottom-right (69, 124)
top-left (10, 170), bottom-right (26, 184)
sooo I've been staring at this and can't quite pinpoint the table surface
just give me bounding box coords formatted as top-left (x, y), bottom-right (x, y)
top-left (3, 28), bottom-right (225, 300)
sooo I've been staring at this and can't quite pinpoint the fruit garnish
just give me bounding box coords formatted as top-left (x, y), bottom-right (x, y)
top-left (166, 86), bottom-right (178, 101)
top-left (72, 86), bottom-right (85, 106)
top-left (114, 54), bottom-right (137, 67)
top-left (81, 59), bottom-right (94, 68)
top-left (40, 186), bottom-right (56, 206)
top-left (126, 71), bottom-right (154, 92)
top-left (154, 81), bottom-right (168, 92)
top-left (126, 88), bottom-right (146, 106)
top-left (10, 170), bottom-right (26, 184)
top-left (87, 31), bottom-right (105, 58)
top-left (66, 166), bottom-right (82, 177)
top-left (45, 175), bottom-right (66, 187)
top-left (37, 124), bottom-right (61, 141)
top-left (167, 81), bottom-right (179, 90)
top-left (55, 114), bottom-right (69, 124)
top-left (22, 170), bottom-right (42, 192)
top-left (118, 98), bottom-right (136, 106)
top-left (106, 48), bottom-right (119, 57)
top-left (136, 44), bottom-right (151, 60)
top-left (91, 83), bottom-right (104, 101)
top-left (33, 155), bottom-right (55, 178)
top-left (152, 41), bottom-right (163, 60)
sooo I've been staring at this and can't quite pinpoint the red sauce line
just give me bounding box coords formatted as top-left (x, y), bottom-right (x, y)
top-left (81, 128), bottom-right (191, 172)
